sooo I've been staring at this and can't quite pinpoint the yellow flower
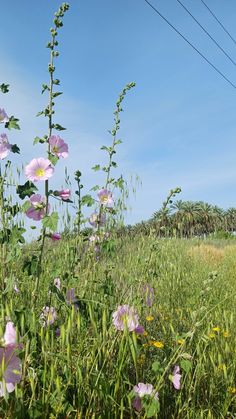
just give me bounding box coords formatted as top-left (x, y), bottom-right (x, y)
top-left (152, 341), bottom-right (164, 349)
top-left (218, 363), bottom-right (226, 371)
top-left (177, 339), bottom-right (185, 345)
top-left (212, 327), bottom-right (220, 332)
top-left (146, 315), bottom-right (154, 321)
top-left (143, 330), bottom-right (148, 337)
top-left (223, 331), bottom-right (230, 338)
top-left (208, 333), bottom-right (215, 339)
top-left (227, 387), bottom-right (236, 394)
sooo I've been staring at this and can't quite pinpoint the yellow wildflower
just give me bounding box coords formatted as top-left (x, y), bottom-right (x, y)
top-left (146, 315), bottom-right (154, 321)
top-left (208, 333), bottom-right (215, 339)
top-left (218, 363), bottom-right (226, 371)
top-left (177, 339), bottom-right (185, 345)
top-left (152, 341), bottom-right (164, 349)
top-left (212, 327), bottom-right (220, 332)
top-left (223, 331), bottom-right (230, 338)
top-left (143, 330), bottom-right (148, 337)
top-left (227, 387), bottom-right (236, 394)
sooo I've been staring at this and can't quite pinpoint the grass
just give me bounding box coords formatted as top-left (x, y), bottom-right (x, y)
top-left (0, 234), bottom-right (236, 418)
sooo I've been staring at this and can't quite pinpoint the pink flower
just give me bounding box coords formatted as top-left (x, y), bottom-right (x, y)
top-left (54, 278), bottom-right (61, 290)
top-left (25, 158), bottom-right (54, 182)
top-left (49, 135), bottom-right (68, 158)
top-left (51, 233), bottom-right (61, 241)
top-left (97, 189), bottom-right (114, 207)
top-left (55, 189), bottom-right (71, 200)
top-left (4, 322), bottom-right (17, 346)
top-left (171, 365), bottom-right (181, 390)
top-left (0, 346), bottom-right (22, 397)
top-left (0, 109), bottom-right (8, 124)
top-left (89, 212), bottom-right (106, 228)
top-left (0, 133), bottom-right (11, 160)
top-left (26, 194), bottom-right (49, 221)
top-left (132, 383), bottom-right (159, 412)
top-left (112, 305), bottom-right (139, 332)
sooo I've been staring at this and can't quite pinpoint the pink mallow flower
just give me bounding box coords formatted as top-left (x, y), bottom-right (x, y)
top-left (0, 133), bottom-right (11, 160)
top-left (55, 189), bottom-right (71, 201)
top-left (0, 322), bottom-right (22, 397)
top-left (112, 305), bottom-right (139, 332)
top-left (97, 189), bottom-right (114, 207)
top-left (171, 365), bottom-right (181, 390)
top-left (0, 346), bottom-right (22, 397)
top-left (132, 383), bottom-right (159, 412)
top-left (40, 307), bottom-right (57, 327)
top-left (49, 135), bottom-right (68, 159)
top-left (26, 194), bottom-right (49, 221)
top-left (51, 233), bottom-right (61, 241)
top-left (25, 158), bottom-right (54, 182)
top-left (0, 109), bottom-right (9, 124)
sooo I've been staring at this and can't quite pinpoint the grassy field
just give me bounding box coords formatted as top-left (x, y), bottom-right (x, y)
top-left (1, 235), bottom-right (235, 418)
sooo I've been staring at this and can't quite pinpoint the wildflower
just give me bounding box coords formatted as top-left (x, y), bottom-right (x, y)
top-left (208, 333), bottom-right (215, 339)
top-left (26, 194), bottom-right (49, 221)
top-left (0, 108), bottom-right (8, 123)
top-left (66, 288), bottom-right (79, 310)
top-left (177, 339), bottom-right (185, 345)
top-left (171, 365), bottom-right (181, 390)
top-left (88, 234), bottom-right (100, 245)
top-left (0, 133), bottom-right (11, 160)
top-left (134, 325), bottom-right (145, 335)
top-left (132, 383), bottom-right (159, 412)
top-left (89, 212), bottom-right (106, 228)
top-left (40, 306), bottom-right (57, 326)
top-left (212, 327), bottom-right (220, 332)
top-left (152, 341), bottom-right (164, 349)
top-left (146, 315), bottom-right (154, 322)
top-left (228, 386), bottom-right (236, 394)
top-left (4, 322), bottom-right (17, 346)
top-left (54, 189), bottom-right (71, 201)
top-left (25, 158), bottom-right (54, 182)
top-left (218, 363), bottom-right (226, 371)
top-left (51, 232), bottom-right (61, 241)
top-left (143, 330), bottom-right (148, 337)
top-left (143, 284), bottom-right (154, 308)
top-left (0, 346), bottom-right (22, 397)
top-left (223, 331), bottom-right (230, 338)
top-left (97, 189), bottom-right (114, 207)
top-left (49, 135), bottom-right (68, 158)
top-left (112, 305), bottom-right (139, 332)
top-left (54, 278), bottom-right (61, 290)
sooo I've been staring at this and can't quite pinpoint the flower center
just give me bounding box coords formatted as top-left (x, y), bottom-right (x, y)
top-left (35, 168), bottom-right (45, 177)
top-left (52, 146), bottom-right (59, 153)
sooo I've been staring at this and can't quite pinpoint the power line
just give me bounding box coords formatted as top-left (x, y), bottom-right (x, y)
top-left (143, 0), bottom-right (236, 90)
top-left (176, 0), bottom-right (236, 67)
top-left (200, 0), bottom-right (236, 46)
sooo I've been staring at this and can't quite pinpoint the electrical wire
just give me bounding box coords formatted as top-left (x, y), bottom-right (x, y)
top-left (176, 0), bottom-right (236, 67)
top-left (200, 0), bottom-right (236, 45)
top-left (143, 0), bottom-right (236, 89)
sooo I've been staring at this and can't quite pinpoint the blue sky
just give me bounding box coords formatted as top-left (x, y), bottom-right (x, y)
top-left (1, 0), bottom-right (236, 226)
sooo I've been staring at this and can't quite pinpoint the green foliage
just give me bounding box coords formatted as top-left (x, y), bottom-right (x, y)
top-left (42, 211), bottom-right (59, 231)
top-left (0, 83), bottom-right (10, 93)
top-left (5, 116), bottom-right (20, 130)
top-left (17, 181), bottom-right (38, 199)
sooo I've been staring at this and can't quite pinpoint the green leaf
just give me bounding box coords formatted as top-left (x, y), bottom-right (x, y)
top-left (33, 136), bottom-right (46, 145)
top-left (42, 212), bottom-right (59, 231)
top-left (53, 123), bottom-right (66, 131)
top-left (81, 195), bottom-right (95, 207)
top-left (0, 83), bottom-right (10, 93)
top-left (52, 92), bottom-right (63, 98)
top-left (17, 181), bottom-right (38, 199)
top-left (41, 84), bottom-right (49, 94)
top-left (21, 201), bottom-right (31, 212)
top-left (5, 116), bottom-right (20, 130)
top-left (48, 153), bottom-right (59, 166)
top-left (144, 398), bottom-right (160, 418)
top-left (90, 185), bottom-right (100, 192)
top-left (180, 359), bottom-right (192, 373)
top-left (11, 144), bottom-right (20, 154)
top-left (92, 164), bottom-right (100, 172)
top-left (36, 110), bottom-right (44, 117)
